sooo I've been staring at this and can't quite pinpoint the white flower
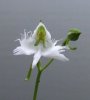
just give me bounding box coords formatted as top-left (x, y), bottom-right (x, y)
top-left (13, 22), bottom-right (69, 69)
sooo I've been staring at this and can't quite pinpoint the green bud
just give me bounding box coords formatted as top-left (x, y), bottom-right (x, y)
top-left (62, 28), bottom-right (81, 51)
top-left (67, 28), bottom-right (81, 41)
top-left (34, 25), bottom-right (46, 47)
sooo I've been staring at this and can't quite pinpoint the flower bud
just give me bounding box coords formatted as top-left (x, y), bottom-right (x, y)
top-left (67, 28), bottom-right (81, 41)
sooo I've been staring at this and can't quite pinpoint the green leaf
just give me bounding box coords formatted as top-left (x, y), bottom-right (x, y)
top-left (67, 28), bottom-right (81, 41)
top-left (25, 64), bottom-right (32, 81)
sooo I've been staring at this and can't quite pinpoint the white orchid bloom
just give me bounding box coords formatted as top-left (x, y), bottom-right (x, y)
top-left (13, 22), bottom-right (69, 69)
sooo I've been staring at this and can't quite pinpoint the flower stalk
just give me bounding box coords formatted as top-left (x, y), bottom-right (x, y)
top-left (33, 59), bottom-right (54, 100)
top-left (33, 69), bottom-right (42, 100)
top-left (25, 64), bottom-right (32, 80)
top-left (41, 59), bottom-right (54, 72)
top-left (13, 21), bottom-right (81, 100)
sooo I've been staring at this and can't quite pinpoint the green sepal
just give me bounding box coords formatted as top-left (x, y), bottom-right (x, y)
top-left (67, 28), bottom-right (81, 41)
top-left (25, 64), bottom-right (32, 81)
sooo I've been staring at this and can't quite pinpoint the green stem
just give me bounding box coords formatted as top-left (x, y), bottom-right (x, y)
top-left (62, 38), bottom-right (69, 46)
top-left (25, 64), bottom-right (32, 80)
top-left (33, 70), bottom-right (42, 100)
top-left (41, 59), bottom-right (54, 72)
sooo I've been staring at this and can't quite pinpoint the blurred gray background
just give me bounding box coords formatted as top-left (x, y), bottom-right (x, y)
top-left (0, 0), bottom-right (90, 100)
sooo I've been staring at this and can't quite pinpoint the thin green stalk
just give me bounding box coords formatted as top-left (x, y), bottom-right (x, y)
top-left (25, 64), bottom-right (32, 80)
top-left (33, 70), bottom-right (42, 100)
top-left (41, 59), bottom-right (54, 72)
